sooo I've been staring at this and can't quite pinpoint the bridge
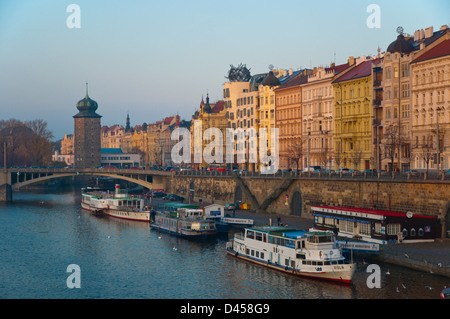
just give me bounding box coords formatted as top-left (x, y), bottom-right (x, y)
top-left (0, 167), bottom-right (172, 201)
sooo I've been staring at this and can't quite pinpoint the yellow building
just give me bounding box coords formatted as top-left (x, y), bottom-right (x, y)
top-left (332, 57), bottom-right (380, 170)
top-left (190, 95), bottom-right (227, 169)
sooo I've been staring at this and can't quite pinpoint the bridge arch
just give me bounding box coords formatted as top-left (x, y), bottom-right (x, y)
top-left (10, 171), bottom-right (163, 191)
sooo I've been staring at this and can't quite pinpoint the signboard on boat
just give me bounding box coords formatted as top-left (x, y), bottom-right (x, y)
top-left (336, 240), bottom-right (381, 253)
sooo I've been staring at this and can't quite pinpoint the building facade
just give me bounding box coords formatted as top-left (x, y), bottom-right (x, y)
top-left (411, 32), bottom-right (450, 171)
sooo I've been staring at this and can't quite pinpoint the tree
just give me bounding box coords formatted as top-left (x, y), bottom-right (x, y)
top-left (416, 137), bottom-right (434, 174)
top-left (287, 138), bottom-right (304, 171)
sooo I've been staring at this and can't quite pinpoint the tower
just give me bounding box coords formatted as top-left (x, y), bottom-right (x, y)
top-left (73, 83), bottom-right (102, 168)
top-left (125, 112), bottom-right (131, 132)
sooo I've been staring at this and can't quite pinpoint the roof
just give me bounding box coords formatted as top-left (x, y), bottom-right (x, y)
top-left (311, 205), bottom-right (437, 219)
top-left (411, 39), bottom-right (450, 64)
top-left (261, 71), bottom-right (280, 87)
top-left (332, 58), bottom-right (380, 84)
top-left (275, 74), bottom-right (308, 91)
top-left (325, 62), bottom-right (351, 75)
top-left (386, 34), bottom-right (414, 54)
top-left (101, 148), bottom-right (123, 154)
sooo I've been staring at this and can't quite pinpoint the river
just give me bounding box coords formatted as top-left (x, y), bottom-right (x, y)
top-left (0, 186), bottom-right (447, 300)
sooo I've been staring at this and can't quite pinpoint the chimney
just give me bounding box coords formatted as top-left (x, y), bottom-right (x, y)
top-left (420, 29), bottom-right (425, 39)
top-left (440, 25), bottom-right (449, 31)
top-left (288, 68), bottom-right (293, 76)
top-left (330, 62), bottom-right (335, 68)
top-left (348, 56), bottom-right (355, 66)
top-left (313, 67), bottom-right (318, 74)
top-left (424, 26), bottom-right (433, 38)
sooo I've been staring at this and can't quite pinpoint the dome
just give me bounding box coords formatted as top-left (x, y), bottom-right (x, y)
top-left (386, 34), bottom-right (414, 54)
top-left (73, 84), bottom-right (101, 118)
top-left (261, 71), bottom-right (280, 87)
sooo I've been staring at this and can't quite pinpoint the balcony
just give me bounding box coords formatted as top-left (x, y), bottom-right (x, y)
top-left (373, 99), bottom-right (382, 107)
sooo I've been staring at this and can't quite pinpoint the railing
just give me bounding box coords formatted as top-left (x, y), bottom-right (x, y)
top-left (174, 169), bottom-right (450, 182)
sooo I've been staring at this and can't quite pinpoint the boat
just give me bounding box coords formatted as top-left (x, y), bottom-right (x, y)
top-left (203, 204), bottom-right (254, 232)
top-left (226, 226), bottom-right (356, 284)
top-left (150, 205), bottom-right (217, 238)
top-left (81, 184), bottom-right (151, 222)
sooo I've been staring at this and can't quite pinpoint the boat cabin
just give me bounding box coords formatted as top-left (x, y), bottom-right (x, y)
top-left (311, 205), bottom-right (441, 244)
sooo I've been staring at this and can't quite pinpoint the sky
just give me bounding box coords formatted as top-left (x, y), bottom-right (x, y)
top-left (0, 0), bottom-right (449, 140)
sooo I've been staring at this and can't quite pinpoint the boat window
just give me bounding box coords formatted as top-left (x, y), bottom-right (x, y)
top-left (256, 251), bottom-right (259, 258)
top-left (261, 252), bottom-right (264, 259)
top-left (318, 262), bottom-right (323, 266)
top-left (296, 253), bottom-right (305, 259)
top-left (255, 232), bottom-right (263, 241)
top-left (246, 230), bottom-right (254, 239)
top-left (263, 234), bottom-right (267, 243)
top-left (418, 228), bottom-right (424, 236)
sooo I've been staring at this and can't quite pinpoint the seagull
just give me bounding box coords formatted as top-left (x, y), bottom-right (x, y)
top-left (173, 247), bottom-right (177, 251)
top-left (396, 287), bottom-right (400, 293)
top-left (438, 263), bottom-right (442, 267)
top-left (107, 235), bottom-right (111, 239)
top-left (386, 269), bottom-right (391, 275)
top-left (425, 286), bottom-right (434, 290)
top-left (402, 284), bottom-right (406, 289)
top-left (404, 254), bottom-right (409, 258)
top-left (158, 236), bottom-right (162, 239)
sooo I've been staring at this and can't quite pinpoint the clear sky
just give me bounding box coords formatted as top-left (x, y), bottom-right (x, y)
top-left (0, 0), bottom-right (449, 140)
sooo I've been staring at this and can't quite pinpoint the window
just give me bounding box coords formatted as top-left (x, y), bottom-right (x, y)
top-left (410, 228), bottom-right (416, 237)
top-left (358, 222), bottom-right (371, 236)
top-left (387, 223), bottom-right (401, 235)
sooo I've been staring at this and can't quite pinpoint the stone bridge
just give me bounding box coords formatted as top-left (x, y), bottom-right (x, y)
top-left (0, 167), bottom-right (171, 201)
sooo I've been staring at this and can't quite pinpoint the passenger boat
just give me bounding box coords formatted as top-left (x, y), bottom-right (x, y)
top-left (150, 205), bottom-right (217, 238)
top-left (81, 184), bottom-right (151, 222)
top-left (226, 226), bottom-right (355, 284)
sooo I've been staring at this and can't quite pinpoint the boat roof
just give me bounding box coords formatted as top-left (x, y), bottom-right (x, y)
top-left (311, 205), bottom-right (437, 219)
top-left (248, 226), bottom-right (314, 239)
top-left (162, 203), bottom-right (200, 209)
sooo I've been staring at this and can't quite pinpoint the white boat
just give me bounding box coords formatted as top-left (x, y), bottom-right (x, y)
top-left (226, 226), bottom-right (355, 284)
top-left (81, 184), bottom-right (151, 222)
top-left (150, 207), bottom-right (217, 238)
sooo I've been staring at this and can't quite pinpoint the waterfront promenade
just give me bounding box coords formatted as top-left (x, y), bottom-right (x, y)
top-left (233, 208), bottom-right (450, 279)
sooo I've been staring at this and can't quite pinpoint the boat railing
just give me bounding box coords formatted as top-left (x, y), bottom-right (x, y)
top-left (234, 233), bottom-right (245, 241)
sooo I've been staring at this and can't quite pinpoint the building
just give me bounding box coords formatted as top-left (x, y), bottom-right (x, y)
top-left (73, 84), bottom-right (102, 168)
top-left (100, 148), bottom-right (141, 168)
top-left (274, 74), bottom-right (308, 170)
top-left (332, 57), bottom-right (380, 170)
top-left (378, 25), bottom-right (449, 171)
top-left (298, 63), bottom-right (351, 170)
top-left (190, 95), bottom-right (227, 169)
top-left (52, 150), bottom-right (74, 166)
top-left (60, 133), bottom-right (74, 155)
top-left (410, 29), bottom-right (450, 171)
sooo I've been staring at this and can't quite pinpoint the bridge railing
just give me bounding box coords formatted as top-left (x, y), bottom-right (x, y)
top-left (174, 169), bottom-right (450, 181)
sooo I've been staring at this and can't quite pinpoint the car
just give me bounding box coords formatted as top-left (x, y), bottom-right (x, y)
top-left (403, 169), bottom-right (420, 177)
top-left (170, 194), bottom-right (184, 202)
top-left (302, 166), bottom-right (322, 172)
top-left (224, 203), bottom-right (235, 211)
top-left (336, 168), bottom-right (350, 174)
top-left (152, 191), bottom-right (166, 198)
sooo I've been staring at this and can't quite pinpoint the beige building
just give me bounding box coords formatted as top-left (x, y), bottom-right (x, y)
top-left (410, 28), bottom-right (450, 171)
top-left (300, 63), bottom-right (350, 170)
top-left (379, 25), bottom-right (449, 171)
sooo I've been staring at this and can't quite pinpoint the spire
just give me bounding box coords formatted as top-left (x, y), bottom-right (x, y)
top-left (125, 112), bottom-right (131, 132)
top-left (85, 82), bottom-right (89, 98)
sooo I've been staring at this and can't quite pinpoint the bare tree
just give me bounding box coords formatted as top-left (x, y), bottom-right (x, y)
top-left (416, 138), bottom-right (434, 174)
top-left (287, 138), bottom-right (304, 171)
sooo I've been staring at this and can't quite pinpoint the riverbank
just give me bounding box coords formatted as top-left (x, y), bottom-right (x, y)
top-left (233, 208), bottom-right (450, 279)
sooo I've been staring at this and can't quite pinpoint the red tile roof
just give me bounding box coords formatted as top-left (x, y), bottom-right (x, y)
top-left (411, 39), bottom-right (450, 63)
top-left (332, 58), bottom-right (380, 84)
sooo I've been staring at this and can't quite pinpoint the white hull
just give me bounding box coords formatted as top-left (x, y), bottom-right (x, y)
top-left (227, 226), bottom-right (356, 284)
top-left (81, 195), bottom-right (150, 222)
top-left (226, 247), bottom-right (354, 284)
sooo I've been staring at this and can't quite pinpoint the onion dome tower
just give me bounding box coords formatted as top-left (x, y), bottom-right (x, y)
top-left (386, 33), bottom-right (414, 54)
top-left (261, 71), bottom-right (280, 87)
top-left (73, 83), bottom-right (102, 168)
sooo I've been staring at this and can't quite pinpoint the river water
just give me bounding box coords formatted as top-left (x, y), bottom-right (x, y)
top-left (0, 186), bottom-right (447, 300)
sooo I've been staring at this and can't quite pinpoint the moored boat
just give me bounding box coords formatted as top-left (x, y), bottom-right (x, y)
top-left (226, 226), bottom-right (355, 284)
top-left (81, 184), bottom-right (151, 222)
top-left (150, 206), bottom-right (217, 238)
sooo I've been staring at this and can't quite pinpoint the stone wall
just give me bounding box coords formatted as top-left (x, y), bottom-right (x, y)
top-left (168, 175), bottom-right (450, 236)
top-left (0, 183), bottom-right (12, 202)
